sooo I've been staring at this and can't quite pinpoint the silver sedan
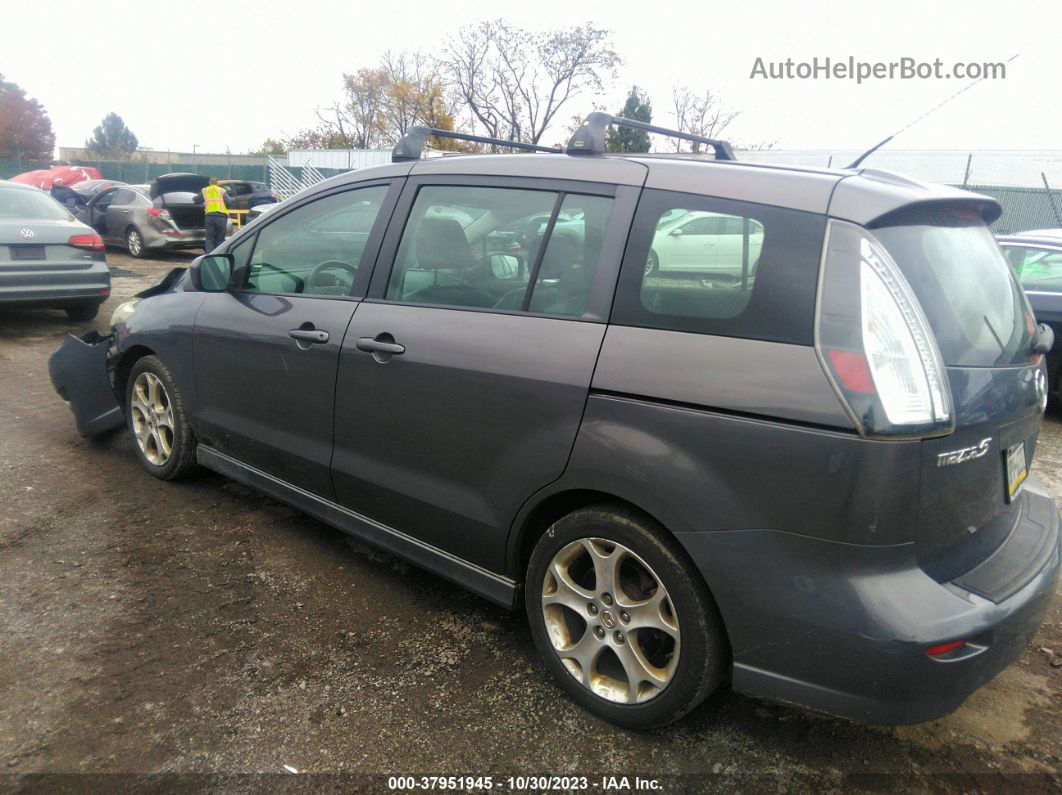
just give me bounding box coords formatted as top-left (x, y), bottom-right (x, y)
top-left (0, 181), bottom-right (110, 321)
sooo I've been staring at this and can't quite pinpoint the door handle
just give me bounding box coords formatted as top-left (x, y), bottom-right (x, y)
top-left (356, 333), bottom-right (405, 362)
top-left (356, 338), bottom-right (405, 355)
top-left (289, 328), bottom-right (329, 344)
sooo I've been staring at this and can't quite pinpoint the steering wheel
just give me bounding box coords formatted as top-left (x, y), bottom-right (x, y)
top-left (308, 260), bottom-right (357, 291)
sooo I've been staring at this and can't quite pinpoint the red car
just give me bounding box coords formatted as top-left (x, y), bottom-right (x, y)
top-left (9, 165), bottom-right (103, 190)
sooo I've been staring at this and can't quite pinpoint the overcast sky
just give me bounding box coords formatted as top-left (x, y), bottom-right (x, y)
top-left (5, 0), bottom-right (1054, 155)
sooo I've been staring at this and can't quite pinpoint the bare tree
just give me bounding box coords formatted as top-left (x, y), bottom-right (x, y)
top-left (442, 20), bottom-right (621, 145)
top-left (671, 86), bottom-right (740, 152)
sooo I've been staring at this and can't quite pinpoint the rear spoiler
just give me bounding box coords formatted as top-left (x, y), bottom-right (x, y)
top-left (830, 169), bottom-right (1002, 227)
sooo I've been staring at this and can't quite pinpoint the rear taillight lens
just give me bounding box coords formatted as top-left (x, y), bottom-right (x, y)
top-left (67, 234), bottom-right (104, 251)
top-left (147, 208), bottom-right (172, 220)
top-left (816, 220), bottom-right (952, 438)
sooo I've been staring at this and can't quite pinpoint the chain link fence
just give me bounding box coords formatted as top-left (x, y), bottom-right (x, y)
top-left (4, 153), bottom-right (1062, 235)
top-left (0, 158), bottom-right (346, 186)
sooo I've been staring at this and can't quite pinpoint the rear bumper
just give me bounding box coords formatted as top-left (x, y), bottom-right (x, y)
top-left (681, 478), bottom-right (1060, 724)
top-left (0, 261), bottom-right (110, 305)
top-left (143, 225), bottom-right (204, 250)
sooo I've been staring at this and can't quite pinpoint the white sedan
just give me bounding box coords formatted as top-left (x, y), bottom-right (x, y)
top-left (646, 211), bottom-right (764, 277)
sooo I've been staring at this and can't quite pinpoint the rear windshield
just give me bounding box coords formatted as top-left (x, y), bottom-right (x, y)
top-left (872, 208), bottom-right (1034, 367)
top-left (0, 187), bottom-right (71, 221)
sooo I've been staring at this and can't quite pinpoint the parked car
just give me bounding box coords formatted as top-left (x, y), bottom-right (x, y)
top-left (218, 180), bottom-right (278, 211)
top-left (77, 175), bottom-right (207, 257)
top-left (49, 116), bottom-right (1060, 729)
top-left (70, 179), bottom-right (127, 200)
top-left (998, 229), bottom-right (1062, 398)
top-left (9, 164), bottom-right (102, 191)
top-left (645, 210), bottom-right (764, 279)
top-left (0, 180), bottom-right (109, 320)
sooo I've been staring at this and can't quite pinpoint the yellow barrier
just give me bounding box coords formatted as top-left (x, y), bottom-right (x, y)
top-left (227, 209), bottom-right (250, 229)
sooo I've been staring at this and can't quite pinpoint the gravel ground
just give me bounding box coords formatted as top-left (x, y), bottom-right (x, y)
top-left (0, 252), bottom-right (1059, 793)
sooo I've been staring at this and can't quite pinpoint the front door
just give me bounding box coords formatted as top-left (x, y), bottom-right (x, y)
top-left (192, 181), bottom-right (397, 497)
top-left (330, 179), bottom-right (633, 571)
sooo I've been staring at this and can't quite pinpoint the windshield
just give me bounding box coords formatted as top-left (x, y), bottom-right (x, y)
top-left (873, 208), bottom-right (1034, 367)
top-left (0, 186), bottom-right (72, 221)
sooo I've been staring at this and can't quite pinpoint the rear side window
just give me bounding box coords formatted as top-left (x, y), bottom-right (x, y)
top-left (873, 208), bottom-right (1034, 367)
top-left (611, 189), bottom-right (826, 345)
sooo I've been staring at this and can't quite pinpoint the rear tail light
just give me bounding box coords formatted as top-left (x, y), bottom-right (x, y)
top-left (816, 220), bottom-right (952, 438)
top-left (147, 208), bottom-right (172, 220)
top-left (67, 233), bottom-right (104, 251)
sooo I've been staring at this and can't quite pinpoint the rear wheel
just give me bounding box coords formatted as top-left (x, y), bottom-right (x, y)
top-left (64, 303), bottom-right (99, 322)
top-left (526, 504), bottom-right (728, 728)
top-left (126, 227), bottom-right (147, 258)
top-left (645, 250), bottom-right (659, 275)
top-left (126, 356), bottom-right (198, 479)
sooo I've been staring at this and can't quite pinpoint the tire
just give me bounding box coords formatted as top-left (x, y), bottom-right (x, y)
top-left (526, 504), bottom-right (728, 728)
top-left (125, 355), bottom-right (198, 480)
top-left (126, 226), bottom-right (147, 258)
top-left (65, 303), bottom-right (99, 322)
top-left (644, 250), bottom-right (659, 276)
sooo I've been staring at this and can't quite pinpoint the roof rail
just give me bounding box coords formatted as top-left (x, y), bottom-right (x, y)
top-left (566, 112), bottom-right (736, 161)
top-left (392, 126), bottom-right (562, 162)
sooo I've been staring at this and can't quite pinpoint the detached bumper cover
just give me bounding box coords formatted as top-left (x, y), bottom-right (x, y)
top-left (48, 331), bottom-right (124, 437)
top-left (681, 478), bottom-right (1060, 724)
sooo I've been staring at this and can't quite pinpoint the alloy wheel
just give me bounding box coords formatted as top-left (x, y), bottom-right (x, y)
top-left (127, 229), bottom-right (142, 256)
top-left (130, 372), bottom-right (175, 466)
top-left (541, 537), bottom-right (680, 704)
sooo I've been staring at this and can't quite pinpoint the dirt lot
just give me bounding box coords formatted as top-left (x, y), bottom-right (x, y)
top-left (0, 251), bottom-right (1060, 792)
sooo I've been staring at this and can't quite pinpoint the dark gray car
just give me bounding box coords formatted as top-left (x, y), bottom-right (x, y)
top-left (0, 181), bottom-right (110, 320)
top-left (48, 115), bottom-right (1061, 728)
top-left (998, 230), bottom-right (1062, 400)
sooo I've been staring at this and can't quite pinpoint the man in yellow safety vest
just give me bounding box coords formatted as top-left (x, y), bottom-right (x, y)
top-left (201, 176), bottom-right (229, 253)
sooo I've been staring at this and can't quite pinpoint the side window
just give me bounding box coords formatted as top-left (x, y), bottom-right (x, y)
top-left (612, 189), bottom-right (826, 345)
top-left (243, 185), bottom-right (387, 296)
top-left (1008, 246), bottom-right (1062, 291)
top-left (527, 194), bottom-right (614, 316)
top-left (113, 188), bottom-right (136, 205)
top-left (386, 185), bottom-right (557, 309)
top-left (94, 189), bottom-right (117, 212)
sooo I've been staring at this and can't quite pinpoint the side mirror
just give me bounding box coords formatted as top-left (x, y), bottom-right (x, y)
top-left (1033, 322), bottom-right (1055, 355)
top-left (489, 253), bottom-right (520, 280)
top-left (669, 227), bottom-right (684, 237)
top-left (190, 253), bottom-right (234, 292)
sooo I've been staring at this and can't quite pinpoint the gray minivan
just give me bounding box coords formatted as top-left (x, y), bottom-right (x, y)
top-left (49, 114), bottom-right (1060, 728)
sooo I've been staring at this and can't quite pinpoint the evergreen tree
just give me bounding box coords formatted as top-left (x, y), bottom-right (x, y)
top-left (606, 86), bottom-right (651, 153)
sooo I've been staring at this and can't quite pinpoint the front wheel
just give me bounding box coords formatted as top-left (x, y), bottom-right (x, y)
top-left (644, 250), bottom-right (659, 276)
top-left (526, 504), bottom-right (728, 728)
top-left (126, 356), bottom-right (198, 479)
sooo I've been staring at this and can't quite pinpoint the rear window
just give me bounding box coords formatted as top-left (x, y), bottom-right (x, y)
top-left (611, 188), bottom-right (826, 345)
top-left (872, 208), bottom-right (1034, 367)
top-left (0, 187), bottom-right (71, 221)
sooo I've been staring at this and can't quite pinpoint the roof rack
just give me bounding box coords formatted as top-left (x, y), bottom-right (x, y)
top-left (392, 126), bottom-right (562, 162)
top-left (566, 112), bottom-right (736, 160)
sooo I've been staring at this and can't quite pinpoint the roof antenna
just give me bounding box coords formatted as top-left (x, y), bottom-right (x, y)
top-left (846, 53), bottom-right (1019, 169)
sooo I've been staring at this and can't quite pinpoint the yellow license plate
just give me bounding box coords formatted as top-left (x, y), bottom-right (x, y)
top-left (1006, 441), bottom-right (1028, 498)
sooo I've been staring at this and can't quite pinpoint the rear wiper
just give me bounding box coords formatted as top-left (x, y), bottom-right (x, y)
top-left (983, 315), bottom-right (1005, 352)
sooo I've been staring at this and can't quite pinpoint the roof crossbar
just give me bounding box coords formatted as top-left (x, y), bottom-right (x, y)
top-left (392, 126), bottom-right (562, 162)
top-left (566, 112), bottom-right (737, 160)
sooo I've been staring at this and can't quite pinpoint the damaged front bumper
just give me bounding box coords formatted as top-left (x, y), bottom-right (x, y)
top-left (48, 330), bottom-right (124, 437)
